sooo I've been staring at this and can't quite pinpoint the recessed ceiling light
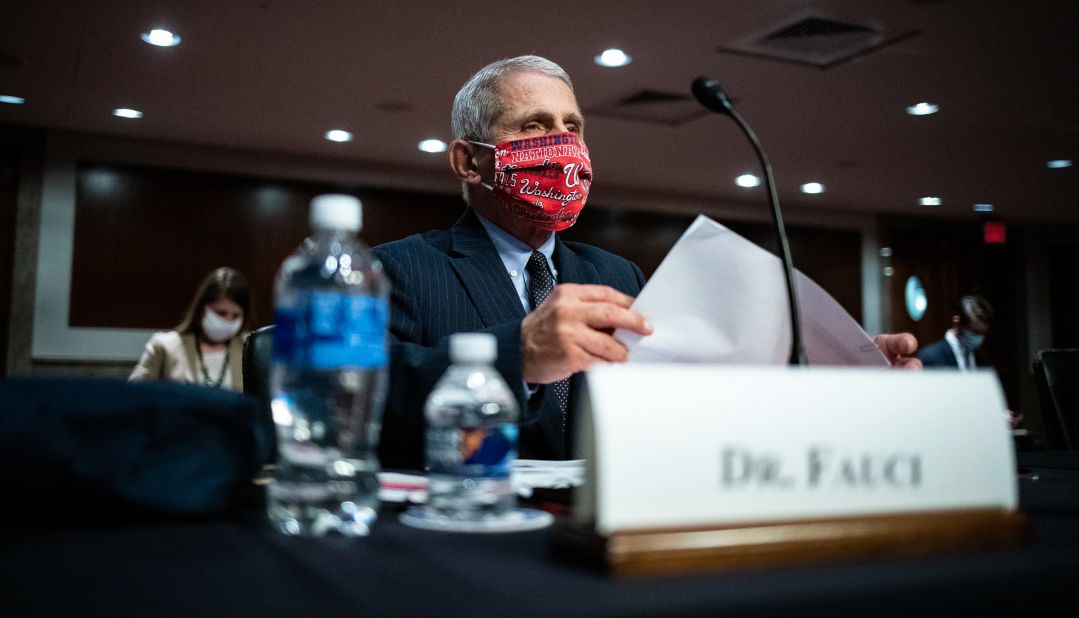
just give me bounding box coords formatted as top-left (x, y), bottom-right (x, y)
top-left (112, 108), bottom-right (142, 119)
top-left (141, 29), bottom-right (181, 47)
top-left (1047, 159), bottom-right (1073, 169)
top-left (800, 182), bottom-right (824, 194)
top-left (0, 95), bottom-right (25, 105)
top-left (973, 203), bottom-right (994, 212)
top-left (906, 102), bottom-right (939, 116)
top-left (418, 138), bottom-right (447, 153)
top-left (324, 129), bottom-right (352, 143)
top-left (919, 196), bottom-right (941, 206)
top-left (594, 48), bottom-right (631, 67)
top-left (735, 173), bottom-right (760, 188)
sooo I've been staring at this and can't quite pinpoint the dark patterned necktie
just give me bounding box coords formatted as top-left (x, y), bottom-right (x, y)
top-left (525, 250), bottom-right (570, 424)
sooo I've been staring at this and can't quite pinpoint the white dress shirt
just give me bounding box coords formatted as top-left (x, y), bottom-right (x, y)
top-left (945, 329), bottom-right (977, 372)
top-left (475, 212), bottom-right (558, 313)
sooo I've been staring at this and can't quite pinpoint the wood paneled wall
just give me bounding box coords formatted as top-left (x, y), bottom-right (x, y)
top-left (881, 216), bottom-right (1023, 408)
top-left (71, 162), bottom-right (462, 330)
top-left (1049, 243), bottom-right (1079, 348)
top-left (70, 161), bottom-right (864, 336)
top-left (0, 147), bottom-right (18, 374)
top-left (566, 207), bottom-right (864, 322)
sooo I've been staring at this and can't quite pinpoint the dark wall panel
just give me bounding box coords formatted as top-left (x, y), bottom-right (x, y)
top-left (566, 207), bottom-right (864, 322)
top-left (882, 217), bottom-right (1022, 409)
top-left (1049, 243), bottom-right (1079, 349)
top-left (71, 161), bottom-right (865, 340)
top-left (0, 146), bottom-right (18, 375)
top-left (71, 162), bottom-right (462, 330)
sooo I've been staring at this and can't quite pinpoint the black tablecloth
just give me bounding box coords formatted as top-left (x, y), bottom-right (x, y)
top-left (4, 453), bottom-right (1079, 617)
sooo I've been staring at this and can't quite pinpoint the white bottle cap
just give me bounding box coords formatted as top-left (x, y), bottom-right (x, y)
top-left (449, 333), bottom-right (497, 364)
top-left (310, 194), bottom-right (362, 231)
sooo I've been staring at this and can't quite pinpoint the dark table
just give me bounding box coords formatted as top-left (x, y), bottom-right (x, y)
top-left (4, 452), bottom-right (1079, 617)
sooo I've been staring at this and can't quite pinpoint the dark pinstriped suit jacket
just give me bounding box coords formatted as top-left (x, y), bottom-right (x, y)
top-left (372, 209), bottom-right (646, 468)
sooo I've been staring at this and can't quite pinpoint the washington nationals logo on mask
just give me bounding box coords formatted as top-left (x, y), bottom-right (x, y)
top-left (471, 132), bottom-right (593, 232)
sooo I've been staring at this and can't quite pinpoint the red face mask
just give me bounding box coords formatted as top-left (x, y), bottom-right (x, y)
top-left (472, 132), bottom-right (593, 232)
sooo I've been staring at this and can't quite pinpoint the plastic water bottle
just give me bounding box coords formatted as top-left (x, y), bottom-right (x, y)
top-left (424, 333), bottom-right (520, 524)
top-left (267, 194), bottom-right (390, 536)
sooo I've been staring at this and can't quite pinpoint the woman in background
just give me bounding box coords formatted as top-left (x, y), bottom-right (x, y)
top-left (129, 267), bottom-right (251, 391)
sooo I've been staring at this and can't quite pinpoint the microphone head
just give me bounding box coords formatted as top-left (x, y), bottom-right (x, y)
top-left (691, 76), bottom-right (733, 115)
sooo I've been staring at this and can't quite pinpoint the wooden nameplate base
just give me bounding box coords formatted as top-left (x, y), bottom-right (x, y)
top-left (552, 509), bottom-right (1027, 577)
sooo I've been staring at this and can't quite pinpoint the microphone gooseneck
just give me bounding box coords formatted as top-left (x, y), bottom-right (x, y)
top-left (692, 76), bottom-right (808, 366)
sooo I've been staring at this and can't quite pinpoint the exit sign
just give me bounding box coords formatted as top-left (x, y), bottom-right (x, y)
top-left (984, 221), bottom-right (1006, 244)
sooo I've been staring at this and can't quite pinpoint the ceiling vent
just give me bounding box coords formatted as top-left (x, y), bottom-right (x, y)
top-left (587, 89), bottom-right (715, 126)
top-left (719, 12), bottom-right (918, 69)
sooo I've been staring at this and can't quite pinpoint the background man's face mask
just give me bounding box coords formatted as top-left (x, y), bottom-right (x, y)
top-left (959, 330), bottom-right (985, 351)
top-left (471, 132), bottom-right (592, 232)
top-left (202, 308), bottom-right (243, 343)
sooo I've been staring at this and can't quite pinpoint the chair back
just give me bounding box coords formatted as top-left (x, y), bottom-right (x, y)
top-left (243, 325), bottom-right (275, 405)
top-left (1033, 348), bottom-right (1079, 450)
top-left (243, 324), bottom-right (277, 462)
top-left (0, 377), bottom-right (265, 517)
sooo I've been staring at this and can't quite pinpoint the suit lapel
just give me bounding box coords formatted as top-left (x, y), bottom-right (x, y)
top-left (554, 236), bottom-right (600, 285)
top-left (447, 210), bottom-right (526, 327)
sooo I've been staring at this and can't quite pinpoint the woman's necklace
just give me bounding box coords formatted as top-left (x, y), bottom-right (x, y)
top-left (195, 336), bottom-right (230, 388)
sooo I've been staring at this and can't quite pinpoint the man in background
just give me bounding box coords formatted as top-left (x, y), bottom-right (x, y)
top-left (917, 295), bottom-right (1019, 427)
top-left (917, 295), bottom-right (994, 371)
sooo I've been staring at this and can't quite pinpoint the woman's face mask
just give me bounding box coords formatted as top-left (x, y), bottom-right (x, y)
top-left (471, 131), bottom-right (592, 232)
top-left (201, 307), bottom-right (243, 343)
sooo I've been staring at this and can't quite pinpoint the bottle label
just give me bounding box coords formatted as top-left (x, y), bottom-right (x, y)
top-left (273, 291), bottom-right (389, 369)
top-left (427, 423), bottom-right (518, 478)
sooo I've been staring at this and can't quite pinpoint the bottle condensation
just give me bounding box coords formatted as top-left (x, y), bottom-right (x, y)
top-left (425, 333), bottom-right (520, 521)
top-left (267, 194), bottom-right (390, 536)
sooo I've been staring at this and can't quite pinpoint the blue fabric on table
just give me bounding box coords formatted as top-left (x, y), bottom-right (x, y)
top-left (0, 378), bottom-right (269, 515)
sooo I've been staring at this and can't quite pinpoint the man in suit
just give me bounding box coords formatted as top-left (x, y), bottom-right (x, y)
top-left (916, 295), bottom-right (994, 371)
top-left (915, 295), bottom-right (1019, 427)
top-left (374, 55), bottom-right (920, 468)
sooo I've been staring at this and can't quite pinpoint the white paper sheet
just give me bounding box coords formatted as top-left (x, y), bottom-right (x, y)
top-left (617, 215), bottom-right (887, 367)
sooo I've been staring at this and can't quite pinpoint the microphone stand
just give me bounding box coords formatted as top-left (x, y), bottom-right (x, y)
top-left (692, 78), bottom-right (808, 366)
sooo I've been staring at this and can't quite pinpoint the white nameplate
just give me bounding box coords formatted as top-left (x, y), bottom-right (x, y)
top-left (575, 364), bottom-right (1017, 535)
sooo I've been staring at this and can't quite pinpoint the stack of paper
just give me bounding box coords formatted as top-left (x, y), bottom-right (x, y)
top-left (617, 215), bottom-right (887, 367)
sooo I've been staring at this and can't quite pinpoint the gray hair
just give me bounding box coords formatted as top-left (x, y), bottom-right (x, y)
top-left (451, 55), bottom-right (574, 142)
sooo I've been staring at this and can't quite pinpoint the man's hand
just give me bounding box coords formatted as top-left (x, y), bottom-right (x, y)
top-left (521, 284), bottom-right (652, 384)
top-left (874, 333), bottom-right (923, 370)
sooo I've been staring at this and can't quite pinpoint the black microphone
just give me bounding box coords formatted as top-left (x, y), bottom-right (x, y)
top-left (692, 76), bottom-right (808, 366)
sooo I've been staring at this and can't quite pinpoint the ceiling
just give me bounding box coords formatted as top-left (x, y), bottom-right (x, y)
top-left (1, 0), bottom-right (1077, 223)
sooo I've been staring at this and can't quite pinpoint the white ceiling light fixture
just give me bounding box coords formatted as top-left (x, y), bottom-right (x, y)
top-left (594, 48), bottom-right (631, 67)
top-left (906, 102), bottom-right (939, 116)
top-left (973, 203), bottom-right (994, 212)
top-left (918, 196), bottom-right (941, 206)
top-left (112, 108), bottom-right (142, 119)
top-left (141, 29), bottom-right (181, 47)
top-left (418, 138), bottom-right (447, 153)
top-left (0, 95), bottom-right (25, 105)
top-left (800, 182), bottom-right (824, 194)
top-left (324, 129), bottom-right (353, 143)
top-left (735, 173), bottom-right (760, 188)
top-left (1047, 159), bottom-right (1073, 169)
